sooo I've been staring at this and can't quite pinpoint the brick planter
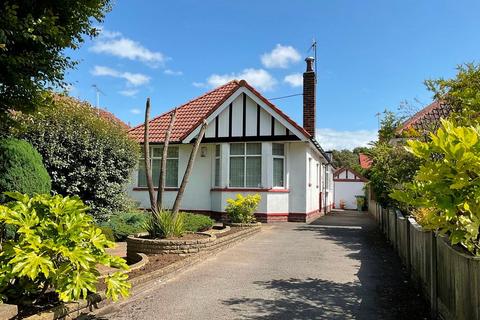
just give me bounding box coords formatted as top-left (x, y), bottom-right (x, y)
top-left (126, 233), bottom-right (215, 262)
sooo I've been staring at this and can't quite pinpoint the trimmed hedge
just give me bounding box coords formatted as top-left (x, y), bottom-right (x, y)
top-left (0, 138), bottom-right (51, 202)
top-left (184, 213), bottom-right (214, 232)
top-left (101, 211), bottom-right (147, 241)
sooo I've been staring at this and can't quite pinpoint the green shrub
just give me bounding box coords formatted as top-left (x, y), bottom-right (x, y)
top-left (144, 210), bottom-right (185, 239)
top-left (183, 213), bottom-right (214, 232)
top-left (0, 192), bottom-right (130, 304)
top-left (225, 194), bottom-right (261, 223)
top-left (99, 226), bottom-right (116, 242)
top-left (0, 138), bottom-right (51, 202)
top-left (15, 95), bottom-right (139, 221)
top-left (391, 120), bottom-right (480, 255)
top-left (101, 211), bottom-right (147, 241)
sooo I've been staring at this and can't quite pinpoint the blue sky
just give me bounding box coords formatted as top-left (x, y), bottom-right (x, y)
top-left (65, 0), bottom-right (480, 150)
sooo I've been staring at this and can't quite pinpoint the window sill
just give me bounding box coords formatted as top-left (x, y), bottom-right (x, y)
top-left (132, 187), bottom-right (179, 191)
top-left (211, 188), bottom-right (289, 193)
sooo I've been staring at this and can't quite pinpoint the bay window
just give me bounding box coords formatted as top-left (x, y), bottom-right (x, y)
top-left (229, 143), bottom-right (262, 188)
top-left (138, 146), bottom-right (179, 188)
top-left (272, 143), bottom-right (285, 187)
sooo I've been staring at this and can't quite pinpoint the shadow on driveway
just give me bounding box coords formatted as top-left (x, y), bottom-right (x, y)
top-left (222, 211), bottom-right (430, 320)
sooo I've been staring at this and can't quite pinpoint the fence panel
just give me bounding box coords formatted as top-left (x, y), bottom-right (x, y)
top-left (388, 209), bottom-right (396, 245)
top-left (396, 213), bottom-right (408, 264)
top-left (436, 235), bottom-right (480, 320)
top-left (408, 218), bottom-right (433, 302)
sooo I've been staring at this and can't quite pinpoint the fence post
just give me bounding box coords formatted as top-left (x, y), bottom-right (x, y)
top-left (394, 209), bottom-right (398, 250)
top-left (430, 232), bottom-right (438, 319)
top-left (406, 215), bottom-right (411, 275)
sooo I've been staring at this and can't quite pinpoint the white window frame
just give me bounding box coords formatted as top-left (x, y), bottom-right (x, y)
top-left (214, 144), bottom-right (221, 187)
top-left (272, 143), bottom-right (286, 188)
top-left (138, 146), bottom-right (179, 188)
top-left (229, 143), bottom-right (262, 188)
top-left (308, 157), bottom-right (312, 187)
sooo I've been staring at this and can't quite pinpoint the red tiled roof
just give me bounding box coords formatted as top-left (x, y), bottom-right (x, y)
top-left (397, 101), bottom-right (451, 135)
top-left (359, 153), bottom-right (372, 169)
top-left (129, 80), bottom-right (310, 143)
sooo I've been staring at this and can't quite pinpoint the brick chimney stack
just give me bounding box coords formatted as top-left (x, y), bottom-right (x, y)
top-left (303, 57), bottom-right (316, 137)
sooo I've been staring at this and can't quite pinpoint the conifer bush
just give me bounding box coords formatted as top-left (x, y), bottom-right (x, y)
top-left (0, 138), bottom-right (51, 202)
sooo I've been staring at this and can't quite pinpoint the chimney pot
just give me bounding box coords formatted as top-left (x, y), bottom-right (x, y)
top-left (305, 57), bottom-right (315, 72)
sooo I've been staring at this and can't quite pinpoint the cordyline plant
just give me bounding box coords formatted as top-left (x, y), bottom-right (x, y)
top-left (390, 119), bottom-right (480, 255)
top-left (0, 192), bottom-right (130, 304)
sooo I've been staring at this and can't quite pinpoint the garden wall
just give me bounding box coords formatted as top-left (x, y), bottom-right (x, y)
top-left (368, 197), bottom-right (480, 320)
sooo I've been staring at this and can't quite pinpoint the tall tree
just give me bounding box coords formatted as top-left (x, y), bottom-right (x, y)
top-left (0, 0), bottom-right (111, 128)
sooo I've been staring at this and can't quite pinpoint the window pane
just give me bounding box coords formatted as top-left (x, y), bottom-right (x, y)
top-left (273, 158), bottom-right (284, 187)
top-left (167, 146), bottom-right (179, 158)
top-left (152, 159), bottom-right (160, 187)
top-left (246, 143), bottom-right (262, 155)
top-left (166, 159), bottom-right (178, 187)
top-left (152, 147), bottom-right (162, 158)
top-left (229, 157), bottom-right (245, 187)
top-left (138, 160), bottom-right (147, 187)
top-left (230, 143), bottom-right (245, 155)
top-left (215, 158), bottom-right (221, 186)
top-left (215, 144), bottom-right (220, 157)
top-left (272, 143), bottom-right (284, 156)
top-left (246, 157), bottom-right (262, 187)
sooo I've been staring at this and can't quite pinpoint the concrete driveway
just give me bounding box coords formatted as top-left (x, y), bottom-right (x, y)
top-left (98, 211), bottom-right (429, 320)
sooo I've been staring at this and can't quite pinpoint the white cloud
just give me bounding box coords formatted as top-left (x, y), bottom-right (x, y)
top-left (315, 128), bottom-right (377, 151)
top-left (90, 31), bottom-right (168, 67)
top-left (206, 68), bottom-right (277, 91)
top-left (119, 89), bottom-right (139, 97)
top-left (130, 108), bottom-right (142, 115)
top-left (261, 44), bottom-right (301, 69)
top-left (284, 73), bottom-right (303, 87)
top-left (192, 81), bottom-right (206, 88)
top-left (91, 65), bottom-right (150, 86)
top-left (164, 69), bottom-right (183, 76)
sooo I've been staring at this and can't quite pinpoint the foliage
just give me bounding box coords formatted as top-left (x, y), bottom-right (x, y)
top-left (14, 95), bottom-right (139, 221)
top-left (99, 226), bottom-right (116, 242)
top-left (0, 192), bottom-right (130, 304)
top-left (144, 211), bottom-right (185, 239)
top-left (183, 213), bottom-right (214, 232)
top-left (0, 0), bottom-right (111, 129)
top-left (390, 120), bottom-right (480, 255)
top-left (425, 63), bottom-right (480, 126)
top-left (225, 194), bottom-right (261, 223)
top-left (0, 138), bottom-right (51, 202)
top-left (378, 110), bottom-right (403, 143)
top-left (367, 142), bottom-right (420, 208)
top-left (411, 207), bottom-right (439, 231)
top-left (331, 149), bottom-right (362, 172)
top-left (101, 211), bottom-right (147, 241)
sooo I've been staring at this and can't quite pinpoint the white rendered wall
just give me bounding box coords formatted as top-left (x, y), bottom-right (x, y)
top-left (334, 181), bottom-right (365, 209)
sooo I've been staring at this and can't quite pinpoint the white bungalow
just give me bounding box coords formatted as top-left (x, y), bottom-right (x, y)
top-left (128, 58), bottom-right (334, 222)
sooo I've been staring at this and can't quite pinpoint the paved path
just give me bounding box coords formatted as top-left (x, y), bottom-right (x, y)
top-left (99, 211), bottom-right (429, 320)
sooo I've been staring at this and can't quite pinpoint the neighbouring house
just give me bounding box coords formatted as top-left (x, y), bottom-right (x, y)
top-left (333, 167), bottom-right (368, 210)
top-left (396, 100), bottom-right (451, 137)
top-left (127, 57), bottom-right (334, 223)
top-left (358, 153), bottom-right (372, 169)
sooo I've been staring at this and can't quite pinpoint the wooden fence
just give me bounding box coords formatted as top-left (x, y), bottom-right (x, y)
top-left (368, 198), bottom-right (480, 320)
